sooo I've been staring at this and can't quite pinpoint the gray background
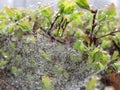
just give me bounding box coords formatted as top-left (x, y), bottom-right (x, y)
top-left (0, 0), bottom-right (119, 15)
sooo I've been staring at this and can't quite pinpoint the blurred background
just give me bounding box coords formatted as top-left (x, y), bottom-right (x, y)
top-left (0, 0), bottom-right (119, 15)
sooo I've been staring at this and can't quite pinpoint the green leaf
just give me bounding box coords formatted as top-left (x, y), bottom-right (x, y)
top-left (112, 51), bottom-right (119, 61)
top-left (12, 66), bottom-right (18, 75)
top-left (90, 48), bottom-right (99, 59)
top-left (73, 40), bottom-right (85, 52)
top-left (105, 3), bottom-right (116, 20)
top-left (42, 76), bottom-right (53, 90)
top-left (0, 23), bottom-right (6, 30)
top-left (5, 6), bottom-right (15, 18)
top-left (0, 15), bottom-right (7, 20)
top-left (75, 0), bottom-right (90, 10)
top-left (5, 6), bottom-right (22, 20)
top-left (95, 62), bottom-right (105, 70)
top-left (41, 6), bottom-right (53, 18)
top-left (19, 20), bottom-right (31, 31)
top-left (70, 11), bottom-right (83, 22)
top-left (41, 51), bottom-right (48, 60)
top-left (0, 61), bottom-right (8, 67)
top-left (58, 0), bottom-right (76, 14)
top-left (86, 76), bottom-right (97, 90)
top-left (113, 61), bottom-right (120, 71)
top-left (101, 40), bottom-right (111, 49)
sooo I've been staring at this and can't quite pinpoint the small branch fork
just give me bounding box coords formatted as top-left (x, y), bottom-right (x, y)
top-left (39, 13), bottom-right (70, 44)
top-left (88, 9), bottom-right (120, 46)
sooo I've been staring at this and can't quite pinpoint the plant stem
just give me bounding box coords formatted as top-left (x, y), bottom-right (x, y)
top-left (90, 9), bottom-right (98, 45)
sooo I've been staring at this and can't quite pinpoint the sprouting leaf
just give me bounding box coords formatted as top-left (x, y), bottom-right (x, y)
top-left (0, 15), bottom-right (7, 20)
top-left (0, 61), bottom-right (8, 67)
top-left (12, 66), bottom-right (18, 75)
top-left (90, 48), bottom-right (99, 58)
top-left (64, 2), bottom-right (76, 14)
top-left (95, 62), bottom-right (105, 70)
top-left (41, 51), bottom-right (48, 60)
top-left (58, 0), bottom-right (76, 14)
top-left (113, 61), bottom-right (120, 71)
top-left (42, 76), bottom-right (53, 90)
top-left (101, 40), bottom-right (111, 49)
top-left (41, 6), bottom-right (53, 18)
top-left (75, 0), bottom-right (90, 10)
top-left (19, 20), bottom-right (31, 31)
top-left (70, 11), bottom-right (83, 22)
top-left (75, 30), bottom-right (85, 39)
top-left (104, 3), bottom-right (116, 20)
top-left (5, 6), bottom-right (22, 20)
top-left (5, 6), bottom-right (15, 17)
top-left (85, 76), bottom-right (97, 90)
top-left (12, 8), bottom-right (23, 20)
top-left (19, 22), bottom-right (30, 31)
top-left (0, 23), bottom-right (6, 30)
top-left (112, 51), bottom-right (119, 61)
top-left (73, 40), bottom-right (85, 52)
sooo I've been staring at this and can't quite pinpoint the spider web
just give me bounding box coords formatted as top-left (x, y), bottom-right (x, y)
top-left (0, 1), bottom-right (107, 90)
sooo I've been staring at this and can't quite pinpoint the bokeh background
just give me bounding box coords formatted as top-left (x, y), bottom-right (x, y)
top-left (0, 0), bottom-right (119, 15)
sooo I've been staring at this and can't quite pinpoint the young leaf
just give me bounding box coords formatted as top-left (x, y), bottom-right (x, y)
top-left (19, 20), bottom-right (31, 31)
top-left (112, 51), bottom-right (119, 61)
top-left (113, 61), bottom-right (120, 71)
top-left (42, 76), bottom-right (53, 90)
top-left (5, 6), bottom-right (15, 18)
top-left (12, 66), bottom-right (18, 75)
top-left (75, 0), bottom-right (90, 10)
top-left (104, 3), bottom-right (116, 20)
top-left (41, 6), bottom-right (53, 18)
top-left (73, 40), bottom-right (85, 52)
top-left (58, 0), bottom-right (76, 14)
top-left (0, 23), bottom-right (6, 30)
top-left (0, 61), bottom-right (8, 67)
top-left (86, 76), bottom-right (97, 90)
top-left (70, 11), bottom-right (83, 22)
top-left (5, 6), bottom-right (22, 20)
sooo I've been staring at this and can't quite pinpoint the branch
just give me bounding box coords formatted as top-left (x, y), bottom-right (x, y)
top-left (98, 29), bottom-right (120, 39)
top-left (48, 13), bottom-right (60, 35)
top-left (90, 9), bottom-right (98, 45)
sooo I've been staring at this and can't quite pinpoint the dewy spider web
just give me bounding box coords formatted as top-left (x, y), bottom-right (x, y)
top-left (0, 1), bottom-right (101, 90)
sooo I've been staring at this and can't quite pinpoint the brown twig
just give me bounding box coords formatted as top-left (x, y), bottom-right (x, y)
top-left (90, 9), bottom-right (98, 45)
top-left (98, 29), bottom-right (120, 39)
top-left (48, 13), bottom-right (60, 35)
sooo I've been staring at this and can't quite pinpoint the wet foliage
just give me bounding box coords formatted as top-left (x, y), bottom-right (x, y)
top-left (0, 0), bottom-right (120, 90)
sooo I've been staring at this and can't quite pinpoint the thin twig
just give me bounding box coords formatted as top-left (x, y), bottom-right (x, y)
top-left (48, 12), bottom-right (60, 35)
top-left (98, 29), bottom-right (120, 39)
top-left (90, 9), bottom-right (98, 45)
